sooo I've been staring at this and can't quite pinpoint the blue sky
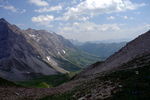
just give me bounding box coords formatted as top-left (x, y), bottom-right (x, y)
top-left (0, 0), bottom-right (150, 42)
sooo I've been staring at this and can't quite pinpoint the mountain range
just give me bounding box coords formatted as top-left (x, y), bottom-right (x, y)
top-left (78, 42), bottom-right (126, 59)
top-left (0, 18), bottom-right (100, 81)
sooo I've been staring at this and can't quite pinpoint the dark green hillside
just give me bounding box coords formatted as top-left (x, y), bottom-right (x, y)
top-left (65, 49), bottom-right (101, 68)
top-left (0, 77), bottom-right (20, 87)
top-left (53, 57), bottom-right (81, 72)
top-left (17, 74), bottom-right (70, 88)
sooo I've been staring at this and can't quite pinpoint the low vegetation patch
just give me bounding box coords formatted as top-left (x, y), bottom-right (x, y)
top-left (16, 74), bottom-right (70, 88)
top-left (0, 77), bottom-right (21, 87)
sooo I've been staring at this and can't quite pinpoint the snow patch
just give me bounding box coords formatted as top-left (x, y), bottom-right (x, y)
top-left (29, 34), bottom-right (36, 38)
top-left (46, 56), bottom-right (58, 67)
top-left (29, 34), bottom-right (40, 42)
top-left (62, 50), bottom-right (66, 54)
top-left (47, 56), bottom-right (50, 61)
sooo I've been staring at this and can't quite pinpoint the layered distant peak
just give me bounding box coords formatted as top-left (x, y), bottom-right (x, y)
top-left (25, 28), bottom-right (38, 33)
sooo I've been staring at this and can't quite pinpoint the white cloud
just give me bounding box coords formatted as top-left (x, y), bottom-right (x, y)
top-left (32, 15), bottom-right (54, 22)
top-left (62, 0), bottom-right (145, 21)
top-left (71, 0), bottom-right (78, 4)
top-left (1, 5), bottom-right (17, 12)
top-left (58, 22), bottom-right (149, 42)
top-left (60, 22), bottom-right (121, 33)
top-left (107, 16), bottom-right (115, 20)
top-left (142, 24), bottom-right (150, 30)
top-left (31, 15), bottom-right (54, 28)
top-left (28, 0), bottom-right (49, 6)
top-left (0, 5), bottom-right (26, 13)
top-left (55, 14), bottom-right (90, 22)
top-left (58, 22), bottom-right (121, 41)
top-left (35, 5), bottom-right (62, 13)
top-left (80, 16), bottom-right (90, 21)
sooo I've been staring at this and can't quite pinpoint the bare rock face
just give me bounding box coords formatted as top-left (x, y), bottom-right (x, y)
top-left (77, 30), bottom-right (150, 78)
top-left (0, 18), bottom-right (60, 80)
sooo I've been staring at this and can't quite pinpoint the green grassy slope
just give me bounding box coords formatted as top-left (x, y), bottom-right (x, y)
top-left (54, 57), bottom-right (81, 72)
top-left (0, 72), bottom-right (78, 88)
top-left (16, 74), bottom-right (71, 88)
top-left (0, 77), bottom-right (20, 87)
top-left (65, 49), bottom-right (101, 68)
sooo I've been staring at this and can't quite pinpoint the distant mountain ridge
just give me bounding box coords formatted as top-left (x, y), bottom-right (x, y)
top-left (78, 42), bottom-right (126, 59)
top-left (0, 18), bottom-right (100, 81)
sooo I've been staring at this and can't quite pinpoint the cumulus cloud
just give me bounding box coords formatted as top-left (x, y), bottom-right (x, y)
top-left (58, 22), bottom-right (121, 41)
top-left (32, 15), bottom-right (54, 22)
top-left (61, 22), bottom-right (120, 32)
top-left (35, 5), bottom-right (62, 13)
top-left (28, 0), bottom-right (147, 42)
top-left (58, 22), bottom-right (149, 42)
top-left (28, 0), bottom-right (49, 6)
top-left (61, 0), bottom-right (145, 21)
top-left (55, 16), bottom-right (90, 22)
top-left (31, 15), bottom-right (54, 27)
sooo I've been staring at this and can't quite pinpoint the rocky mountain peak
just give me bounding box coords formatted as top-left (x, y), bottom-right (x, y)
top-left (0, 18), bottom-right (8, 23)
top-left (0, 18), bottom-right (9, 29)
top-left (0, 18), bottom-right (21, 35)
